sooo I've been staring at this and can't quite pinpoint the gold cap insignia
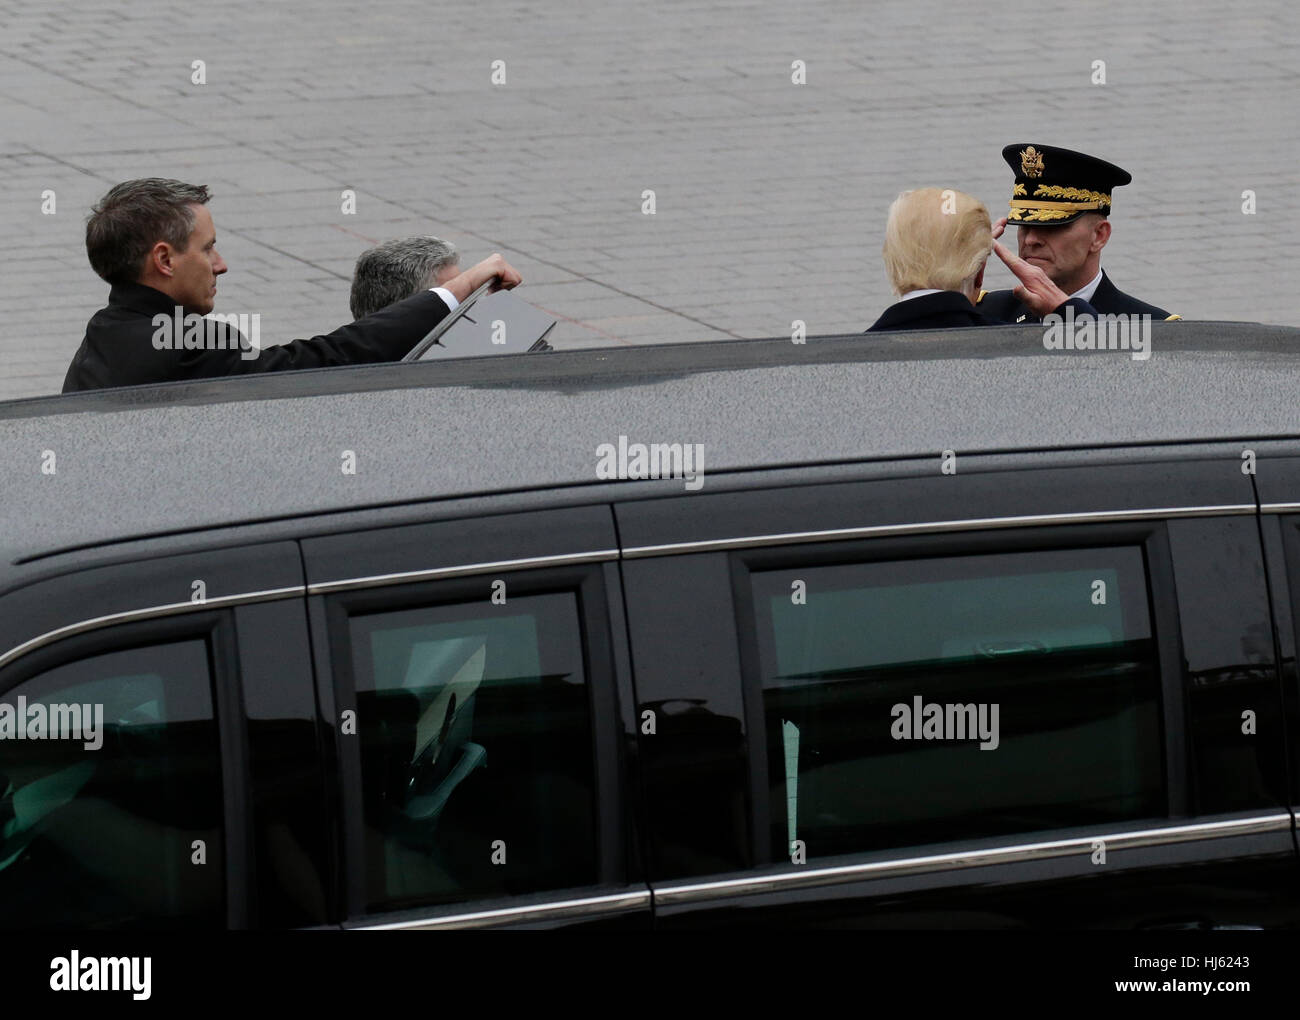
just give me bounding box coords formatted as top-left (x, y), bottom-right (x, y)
top-left (1020, 146), bottom-right (1045, 178)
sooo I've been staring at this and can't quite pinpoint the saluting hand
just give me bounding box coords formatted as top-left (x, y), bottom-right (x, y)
top-left (993, 240), bottom-right (1070, 318)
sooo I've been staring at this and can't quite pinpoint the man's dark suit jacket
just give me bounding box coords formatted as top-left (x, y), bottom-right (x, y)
top-left (977, 270), bottom-right (1177, 324)
top-left (866, 291), bottom-right (997, 332)
top-left (62, 282), bottom-right (453, 392)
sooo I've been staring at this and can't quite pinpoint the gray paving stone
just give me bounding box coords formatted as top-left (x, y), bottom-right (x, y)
top-left (0, 0), bottom-right (1295, 399)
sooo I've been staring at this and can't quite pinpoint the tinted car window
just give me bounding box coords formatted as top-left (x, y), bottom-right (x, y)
top-left (348, 591), bottom-right (596, 913)
top-left (751, 546), bottom-right (1163, 862)
top-left (0, 639), bottom-right (223, 929)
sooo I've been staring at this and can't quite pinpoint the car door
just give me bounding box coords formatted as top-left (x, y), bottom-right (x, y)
top-left (619, 447), bottom-right (1300, 928)
top-left (0, 539), bottom-right (313, 929)
top-left (1246, 440), bottom-right (1300, 863)
top-left (300, 503), bottom-right (650, 929)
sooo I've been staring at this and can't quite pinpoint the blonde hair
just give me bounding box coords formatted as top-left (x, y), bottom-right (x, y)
top-left (881, 188), bottom-right (992, 296)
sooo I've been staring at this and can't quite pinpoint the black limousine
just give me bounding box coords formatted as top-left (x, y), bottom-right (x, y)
top-left (3, 320), bottom-right (1300, 929)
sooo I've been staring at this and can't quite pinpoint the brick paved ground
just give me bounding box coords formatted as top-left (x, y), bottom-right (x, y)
top-left (0, 0), bottom-right (1295, 400)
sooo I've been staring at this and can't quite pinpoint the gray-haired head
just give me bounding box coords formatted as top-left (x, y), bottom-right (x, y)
top-left (350, 236), bottom-right (460, 319)
top-left (86, 179), bottom-right (212, 286)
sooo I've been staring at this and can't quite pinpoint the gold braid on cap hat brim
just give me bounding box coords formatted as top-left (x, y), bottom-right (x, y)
top-left (1009, 207), bottom-right (1080, 221)
top-left (1032, 184), bottom-right (1112, 204)
top-left (1007, 183), bottom-right (1113, 221)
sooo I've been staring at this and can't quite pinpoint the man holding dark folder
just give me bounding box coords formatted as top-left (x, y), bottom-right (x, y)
top-left (350, 235), bottom-right (557, 360)
top-left (62, 179), bottom-right (522, 392)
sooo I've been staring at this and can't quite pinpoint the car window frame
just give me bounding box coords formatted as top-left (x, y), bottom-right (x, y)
top-left (0, 610), bottom-right (246, 929)
top-left (316, 561), bottom-right (635, 927)
top-left (728, 520), bottom-right (1188, 870)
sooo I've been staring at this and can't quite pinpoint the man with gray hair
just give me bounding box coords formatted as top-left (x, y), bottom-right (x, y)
top-left (62, 179), bottom-right (519, 392)
top-left (350, 236), bottom-right (461, 319)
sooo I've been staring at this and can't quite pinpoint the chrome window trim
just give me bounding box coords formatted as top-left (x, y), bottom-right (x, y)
top-left (349, 813), bottom-right (1291, 926)
top-left (0, 550), bottom-right (618, 673)
top-left (654, 813), bottom-right (1293, 905)
top-left (351, 888), bottom-right (651, 930)
top-left (0, 585), bottom-right (305, 673)
top-left (621, 504), bottom-right (1257, 558)
top-left (1261, 503), bottom-right (1300, 514)
top-left (306, 548), bottom-right (620, 595)
top-left (0, 506), bottom-right (1256, 672)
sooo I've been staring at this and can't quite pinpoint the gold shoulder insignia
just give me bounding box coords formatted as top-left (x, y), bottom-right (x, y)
top-left (1165, 314), bottom-right (1182, 321)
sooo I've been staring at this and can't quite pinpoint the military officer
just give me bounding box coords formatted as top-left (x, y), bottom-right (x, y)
top-left (978, 144), bottom-right (1180, 323)
top-left (867, 187), bottom-right (1097, 332)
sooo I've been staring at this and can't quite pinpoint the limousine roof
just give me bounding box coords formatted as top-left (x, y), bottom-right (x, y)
top-left (3, 320), bottom-right (1299, 570)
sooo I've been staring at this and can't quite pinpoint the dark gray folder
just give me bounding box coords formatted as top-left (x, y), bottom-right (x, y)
top-left (403, 285), bottom-right (556, 361)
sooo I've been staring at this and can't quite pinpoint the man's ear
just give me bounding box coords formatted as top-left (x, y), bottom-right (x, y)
top-left (148, 241), bottom-right (174, 279)
top-left (1091, 217), bottom-right (1111, 253)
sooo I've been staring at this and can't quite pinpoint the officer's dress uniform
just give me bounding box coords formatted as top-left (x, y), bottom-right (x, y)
top-left (867, 288), bottom-right (1098, 333)
top-left (977, 143), bottom-right (1180, 324)
top-left (980, 268), bottom-right (1174, 322)
top-left (62, 282), bottom-right (455, 392)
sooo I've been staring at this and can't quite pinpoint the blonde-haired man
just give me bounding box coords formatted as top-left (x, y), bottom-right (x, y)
top-left (867, 187), bottom-right (1092, 332)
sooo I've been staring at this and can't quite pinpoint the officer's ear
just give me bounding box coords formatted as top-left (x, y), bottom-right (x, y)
top-left (1090, 216), bottom-right (1111, 253)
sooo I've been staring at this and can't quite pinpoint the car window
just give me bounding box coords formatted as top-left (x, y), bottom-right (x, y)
top-left (347, 591), bottom-right (596, 914)
top-left (0, 639), bottom-right (224, 929)
top-left (751, 546), bottom-right (1163, 862)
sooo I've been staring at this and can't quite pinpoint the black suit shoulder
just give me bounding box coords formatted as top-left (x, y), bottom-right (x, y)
top-left (63, 284), bottom-right (452, 392)
top-left (1089, 273), bottom-right (1175, 319)
top-left (866, 291), bottom-right (994, 332)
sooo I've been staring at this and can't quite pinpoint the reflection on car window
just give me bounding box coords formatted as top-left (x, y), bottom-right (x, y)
top-left (0, 640), bottom-right (223, 929)
top-left (752, 547), bottom-right (1163, 862)
top-left (348, 592), bottom-right (596, 914)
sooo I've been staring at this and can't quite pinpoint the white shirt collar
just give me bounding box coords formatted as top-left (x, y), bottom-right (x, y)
top-left (1069, 269), bottom-right (1104, 303)
top-left (898, 288), bottom-right (946, 302)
